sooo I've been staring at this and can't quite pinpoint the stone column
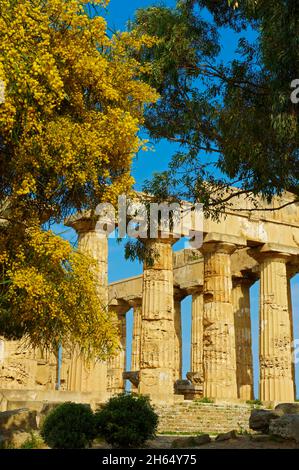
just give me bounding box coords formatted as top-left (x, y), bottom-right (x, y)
top-left (259, 252), bottom-right (294, 402)
top-left (139, 237), bottom-right (176, 403)
top-left (66, 216), bottom-right (108, 398)
top-left (131, 301), bottom-right (142, 392)
top-left (190, 290), bottom-right (204, 384)
top-left (173, 293), bottom-right (183, 382)
top-left (287, 270), bottom-right (296, 399)
top-left (232, 277), bottom-right (254, 400)
top-left (200, 241), bottom-right (238, 399)
top-left (107, 304), bottom-right (127, 396)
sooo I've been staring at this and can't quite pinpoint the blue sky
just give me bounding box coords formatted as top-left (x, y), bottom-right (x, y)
top-left (58, 0), bottom-right (299, 397)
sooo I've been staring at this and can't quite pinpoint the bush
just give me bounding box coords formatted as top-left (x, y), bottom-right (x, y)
top-left (20, 432), bottom-right (45, 449)
top-left (195, 397), bottom-right (214, 404)
top-left (94, 393), bottom-right (158, 448)
top-left (41, 402), bottom-right (96, 449)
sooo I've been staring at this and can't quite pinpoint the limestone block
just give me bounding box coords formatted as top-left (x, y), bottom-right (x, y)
top-left (269, 414), bottom-right (299, 442)
top-left (3, 431), bottom-right (32, 448)
top-left (215, 430), bottom-right (238, 441)
top-left (0, 408), bottom-right (38, 433)
top-left (249, 409), bottom-right (280, 433)
top-left (275, 403), bottom-right (299, 416)
top-left (171, 434), bottom-right (211, 448)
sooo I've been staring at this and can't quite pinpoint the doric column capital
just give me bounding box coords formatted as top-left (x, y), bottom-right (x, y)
top-left (200, 241), bottom-right (237, 256)
top-left (142, 236), bottom-right (175, 271)
top-left (140, 233), bottom-right (178, 247)
top-left (249, 243), bottom-right (299, 264)
top-left (65, 211), bottom-right (100, 233)
top-left (65, 209), bottom-right (115, 237)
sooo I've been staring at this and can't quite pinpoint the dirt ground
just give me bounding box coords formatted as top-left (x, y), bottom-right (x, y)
top-left (95, 434), bottom-right (299, 450)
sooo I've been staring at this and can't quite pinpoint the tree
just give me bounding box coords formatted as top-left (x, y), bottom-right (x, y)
top-left (131, 0), bottom-right (298, 214)
top-left (0, 0), bottom-right (158, 354)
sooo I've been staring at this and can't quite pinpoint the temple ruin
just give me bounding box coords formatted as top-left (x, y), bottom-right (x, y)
top-left (1, 190), bottom-right (299, 406)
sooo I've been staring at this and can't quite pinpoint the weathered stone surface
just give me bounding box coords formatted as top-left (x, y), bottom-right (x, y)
top-left (4, 431), bottom-right (32, 448)
top-left (65, 217), bottom-right (108, 397)
top-left (250, 434), bottom-right (272, 443)
top-left (249, 409), bottom-right (280, 433)
top-left (0, 340), bottom-right (57, 391)
top-left (215, 430), bottom-right (238, 441)
top-left (171, 434), bottom-right (211, 448)
top-left (0, 408), bottom-right (37, 432)
top-left (275, 403), bottom-right (299, 416)
top-left (200, 240), bottom-right (238, 399)
top-left (174, 298), bottom-right (182, 382)
top-left (156, 402), bottom-right (251, 434)
top-left (190, 291), bottom-right (203, 383)
top-left (269, 415), bottom-right (299, 442)
top-left (0, 408), bottom-right (38, 448)
top-left (232, 277), bottom-right (254, 400)
top-left (139, 238), bottom-right (176, 403)
top-left (131, 303), bottom-right (142, 392)
top-left (107, 308), bottom-right (127, 395)
top-left (257, 252), bottom-right (295, 402)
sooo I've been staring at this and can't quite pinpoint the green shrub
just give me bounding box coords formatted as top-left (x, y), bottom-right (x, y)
top-left (94, 393), bottom-right (158, 448)
top-left (195, 397), bottom-right (214, 404)
top-left (20, 432), bottom-right (45, 449)
top-left (41, 402), bottom-right (96, 449)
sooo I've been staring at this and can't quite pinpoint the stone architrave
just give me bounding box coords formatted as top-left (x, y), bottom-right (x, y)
top-left (138, 237), bottom-right (176, 403)
top-left (200, 238), bottom-right (238, 399)
top-left (232, 276), bottom-right (254, 400)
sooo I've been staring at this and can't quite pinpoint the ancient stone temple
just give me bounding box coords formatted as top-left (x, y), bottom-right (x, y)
top-left (0, 190), bottom-right (299, 405)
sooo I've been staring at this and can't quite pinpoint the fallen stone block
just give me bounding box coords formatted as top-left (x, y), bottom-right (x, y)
top-left (249, 409), bottom-right (280, 433)
top-left (269, 414), bottom-right (299, 443)
top-left (171, 434), bottom-right (211, 448)
top-left (0, 408), bottom-right (38, 433)
top-left (215, 430), bottom-right (238, 441)
top-left (275, 403), bottom-right (299, 416)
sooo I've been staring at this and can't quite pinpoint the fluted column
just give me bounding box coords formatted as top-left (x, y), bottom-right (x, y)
top-left (139, 237), bottom-right (175, 402)
top-left (131, 302), bottom-right (142, 392)
top-left (232, 277), bottom-right (254, 400)
top-left (190, 290), bottom-right (204, 384)
top-left (200, 241), bottom-right (238, 399)
top-left (287, 271), bottom-right (296, 399)
top-left (107, 305), bottom-right (127, 395)
top-left (259, 253), bottom-right (294, 402)
top-left (66, 217), bottom-right (108, 397)
top-left (173, 295), bottom-right (183, 382)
